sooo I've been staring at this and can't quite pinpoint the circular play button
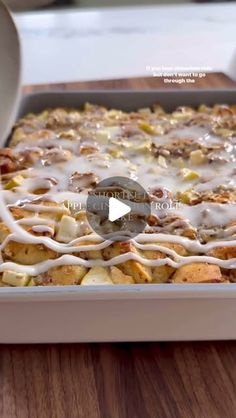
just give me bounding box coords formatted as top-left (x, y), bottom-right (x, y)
top-left (86, 176), bottom-right (151, 241)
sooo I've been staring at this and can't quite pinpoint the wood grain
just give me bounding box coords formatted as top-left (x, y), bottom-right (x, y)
top-left (2, 74), bottom-right (236, 418)
top-left (22, 72), bottom-right (236, 94)
top-left (1, 342), bottom-right (236, 418)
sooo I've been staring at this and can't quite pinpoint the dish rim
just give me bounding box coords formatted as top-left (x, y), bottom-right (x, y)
top-left (1, 283), bottom-right (236, 302)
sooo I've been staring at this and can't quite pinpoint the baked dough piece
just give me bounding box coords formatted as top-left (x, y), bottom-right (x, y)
top-left (3, 241), bottom-right (58, 265)
top-left (142, 242), bottom-right (188, 283)
top-left (103, 242), bottom-right (152, 283)
top-left (38, 265), bottom-right (88, 286)
top-left (207, 246), bottom-right (236, 260)
top-left (110, 266), bottom-right (135, 284)
top-left (171, 263), bottom-right (223, 283)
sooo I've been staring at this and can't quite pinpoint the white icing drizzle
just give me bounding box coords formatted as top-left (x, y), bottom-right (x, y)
top-left (17, 217), bottom-right (56, 226)
top-left (174, 203), bottom-right (236, 228)
top-left (0, 252), bottom-right (235, 276)
top-left (0, 111), bottom-right (236, 277)
top-left (31, 225), bottom-right (55, 234)
top-left (152, 126), bottom-right (223, 147)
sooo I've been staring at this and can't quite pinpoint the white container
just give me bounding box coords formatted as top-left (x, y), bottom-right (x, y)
top-left (1, 90), bottom-right (236, 343)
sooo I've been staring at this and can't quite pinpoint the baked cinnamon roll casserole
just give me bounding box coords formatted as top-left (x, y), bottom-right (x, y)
top-left (0, 102), bottom-right (235, 286)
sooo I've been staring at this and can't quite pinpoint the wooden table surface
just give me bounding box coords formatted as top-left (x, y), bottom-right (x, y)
top-left (2, 74), bottom-right (236, 418)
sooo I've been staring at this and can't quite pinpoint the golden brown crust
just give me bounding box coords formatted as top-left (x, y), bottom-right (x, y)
top-left (3, 241), bottom-right (58, 265)
top-left (38, 265), bottom-right (87, 286)
top-left (207, 246), bottom-right (236, 260)
top-left (171, 263), bottom-right (223, 284)
top-left (103, 242), bottom-right (152, 283)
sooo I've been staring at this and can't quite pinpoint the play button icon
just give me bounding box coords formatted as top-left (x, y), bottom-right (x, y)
top-left (86, 176), bottom-right (151, 241)
top-left (108, 197), bottom-right (131, 222)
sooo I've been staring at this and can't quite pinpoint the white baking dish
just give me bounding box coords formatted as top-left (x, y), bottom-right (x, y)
top-left (1, 89), bottom-right (236, 343)
top-left (1, 284), bottom-right (236, 343)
